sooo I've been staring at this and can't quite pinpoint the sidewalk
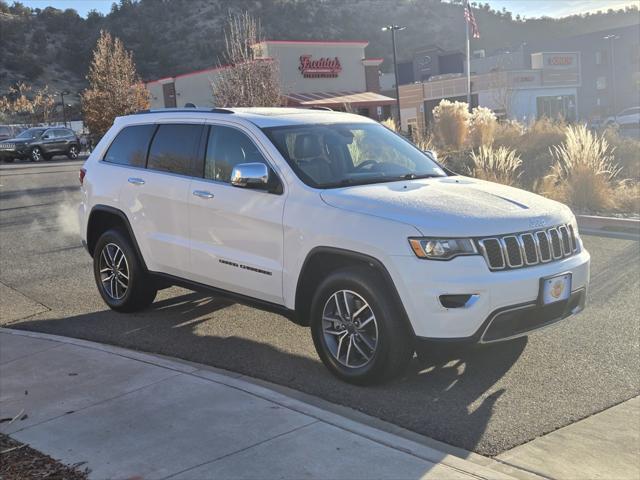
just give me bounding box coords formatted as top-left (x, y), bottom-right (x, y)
top-left (0, 328), bottom-right (520, 480)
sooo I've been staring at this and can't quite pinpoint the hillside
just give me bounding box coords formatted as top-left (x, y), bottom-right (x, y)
top-left (1, 0), bottom-right (638, 96)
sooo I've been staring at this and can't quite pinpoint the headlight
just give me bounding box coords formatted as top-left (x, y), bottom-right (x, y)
top-left (569, 216), bottom-right (580, 238)
top-left (408, 237), bottom-right (478, 260)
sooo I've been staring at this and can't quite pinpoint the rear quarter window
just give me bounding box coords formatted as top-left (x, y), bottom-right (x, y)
top-left (103, 124), bottom-right (156, 167)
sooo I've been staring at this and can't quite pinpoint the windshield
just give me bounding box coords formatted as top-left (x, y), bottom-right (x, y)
top-left (263, 123), bottom-right (446, 188)
top-left (16, 128), bottom-right (45, 139)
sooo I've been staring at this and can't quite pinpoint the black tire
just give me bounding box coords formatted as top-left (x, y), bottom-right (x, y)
top-left (30, 147), bottom-right (43, 162)
top-left (310, 266), bottom-right (413, 385)
top-left (93, 228), bottom-right (157, 312)
top-left (67, 145), bottom-right (79, 159)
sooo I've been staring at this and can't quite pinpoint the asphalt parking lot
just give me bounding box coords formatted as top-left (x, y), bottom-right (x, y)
top-left (1, 161), bottom-right (638, 456)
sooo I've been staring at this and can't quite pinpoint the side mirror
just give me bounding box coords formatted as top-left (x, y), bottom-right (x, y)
top-left (231, 162), bottom-right (269, 188)
top-left (43, 134), bottom-right (52, 140)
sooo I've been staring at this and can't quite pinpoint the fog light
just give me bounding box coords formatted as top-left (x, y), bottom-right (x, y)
top-left (440, 294), bottom-right (479, 309)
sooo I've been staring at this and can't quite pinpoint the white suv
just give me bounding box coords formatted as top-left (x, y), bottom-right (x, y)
top-left (79, 108), bottom-right (590, 384)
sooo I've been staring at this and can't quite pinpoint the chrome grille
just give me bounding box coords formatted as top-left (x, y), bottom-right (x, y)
top-left (478, 223), bottom-right (579, 271)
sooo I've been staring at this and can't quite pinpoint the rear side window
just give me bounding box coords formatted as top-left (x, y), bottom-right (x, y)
top-left (104, 124), bottom-right (155, 167)
top-left (147, 124), bottom-right (203, 176)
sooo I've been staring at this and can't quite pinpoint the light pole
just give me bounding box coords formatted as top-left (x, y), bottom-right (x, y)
top-left (603, 34), bottom-right (620, 118)
top-left (60, 90), bottom-right (70, 127)
top-left (382, 25), bottom-right (406, 129)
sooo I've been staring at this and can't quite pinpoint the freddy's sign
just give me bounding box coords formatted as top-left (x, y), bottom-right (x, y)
top-left (299, 55), bottom-right (342, 78)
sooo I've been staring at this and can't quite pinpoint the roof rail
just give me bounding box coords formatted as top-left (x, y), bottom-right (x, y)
top-left (133, 107), bottom-right (234, 115)
top-left (308, 106), bottom-right (333, 111)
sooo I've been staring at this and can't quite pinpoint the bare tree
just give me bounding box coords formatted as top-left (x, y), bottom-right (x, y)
top-left (212, 12), bottom-right (281, 107)
top-left (82, 30), bottom-right (150, 136)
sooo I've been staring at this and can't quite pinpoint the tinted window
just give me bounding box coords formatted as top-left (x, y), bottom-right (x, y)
top-left (147, 124), bottom-right (203, 176)
top-left (204, 126), bottom-right (268, 182)
top-left (104, 124), bottom-right (155, 167)
top-left (53, 129), bottom-right (69, 138)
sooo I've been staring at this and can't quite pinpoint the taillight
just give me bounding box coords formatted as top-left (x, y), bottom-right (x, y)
top-left (79, 168), bottom-right (86, 185)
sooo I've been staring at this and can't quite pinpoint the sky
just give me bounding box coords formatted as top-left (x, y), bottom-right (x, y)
top-left (15, 0), bottom-right (640, 19)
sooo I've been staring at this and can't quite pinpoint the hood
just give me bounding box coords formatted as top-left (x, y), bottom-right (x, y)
top-left (320, 176), bottom-right (573, 237)
top-left (2, 137), bottom-right (29, 144)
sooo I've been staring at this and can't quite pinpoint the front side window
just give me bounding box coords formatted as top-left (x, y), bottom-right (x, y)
top-left (147, 124), bottom-right (203, 176)
top-left (16, 128), bottom-right (46, 139)
top-left (104, 124), bottom-right (156, 167)
top-left (263, 122), bottom-right (446, 188)
top-left (204, 125), bottom-right (269, 183)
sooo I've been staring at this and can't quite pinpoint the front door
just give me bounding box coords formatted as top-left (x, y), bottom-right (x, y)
top-left (188, 124), bottom-right (286, 304)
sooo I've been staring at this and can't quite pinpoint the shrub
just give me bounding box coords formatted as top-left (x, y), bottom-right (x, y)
top-left (541, 125), bottom-right (620, 212)
top-left (432, 99), bottom-right (469, 149)
top-left (381, 117), bottom-right (398, 131)
top-left (495, 118), bottom-right (566, 188)
top-left (615, 181), bottom-right (640, 214)
top-left (469, 145), bottom-right (522, 186)
top-left (603, 127), bottom-right (640, 180)
top-left (470, 106), bottom-right (497, 147)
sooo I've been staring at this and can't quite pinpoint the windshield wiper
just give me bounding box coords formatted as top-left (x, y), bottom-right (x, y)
top-left (403, 173), bottom-right (443, 179)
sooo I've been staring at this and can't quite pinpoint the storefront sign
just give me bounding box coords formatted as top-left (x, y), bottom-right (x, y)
top-left (547, 56), bottom-right (574, 66)
top-left (299, 55), bottom-right (342, 78)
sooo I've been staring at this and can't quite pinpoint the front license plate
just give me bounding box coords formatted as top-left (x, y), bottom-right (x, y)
top-left (540, 273), bottom-right (572, 305)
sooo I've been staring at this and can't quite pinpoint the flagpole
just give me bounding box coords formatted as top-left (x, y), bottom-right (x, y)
top-left (465, 3), bottom-right (471, 108)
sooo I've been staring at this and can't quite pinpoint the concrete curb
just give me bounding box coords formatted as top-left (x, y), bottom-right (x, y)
top-left (576, 214), bottom-right (639, 240)
top-left (0, 327), bottom-right (539, 479)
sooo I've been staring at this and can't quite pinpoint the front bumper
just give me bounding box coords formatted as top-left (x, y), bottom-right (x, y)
top-left (387, 245), bottom-right (590, 340)
top-left (0, 145), bottom-right (28, 158)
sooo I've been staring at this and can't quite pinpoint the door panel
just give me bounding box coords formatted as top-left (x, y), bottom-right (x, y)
top-left (121, 170), bottom-right (192, 277)
top-left (188, 125), bottom-right (285, 304)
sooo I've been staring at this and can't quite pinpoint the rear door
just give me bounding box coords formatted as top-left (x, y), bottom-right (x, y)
top-left (188, 123), bottom-right (286, 304)
top-left (119, 122), bottom-right (204, 278)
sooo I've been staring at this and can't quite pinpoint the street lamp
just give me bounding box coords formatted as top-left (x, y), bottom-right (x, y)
top-left (382, 25), bottom-right (406, 129)
top-left (603, 34), bottom-right (620, 118)
top-left (60, 90), bottom-right (70, 127)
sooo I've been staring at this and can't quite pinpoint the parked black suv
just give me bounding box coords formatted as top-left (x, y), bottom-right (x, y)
top-left (0, 127), bottom-right (80, 162)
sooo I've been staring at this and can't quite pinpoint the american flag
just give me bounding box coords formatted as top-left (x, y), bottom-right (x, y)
top-left (464, 0), bottom-right (480, 39)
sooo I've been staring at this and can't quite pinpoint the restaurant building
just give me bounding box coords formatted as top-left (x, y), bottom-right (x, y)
top-left (145, 40), bottom-right (395, 120)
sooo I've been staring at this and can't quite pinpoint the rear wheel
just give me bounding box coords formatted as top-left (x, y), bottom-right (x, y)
top-left (67, 145), bottom-right (79, 159)
top-left (93, 229), bottom-right (157, 312)
top-left (310, 267), bottom-right (413, 385)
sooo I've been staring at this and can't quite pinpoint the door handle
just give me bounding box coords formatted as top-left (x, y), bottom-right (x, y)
top-left (128, 177), bottom-right (145, 186)
top-left (193, 190), bottom-right (214, 199)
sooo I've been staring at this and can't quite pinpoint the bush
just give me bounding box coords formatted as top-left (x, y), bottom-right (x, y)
top-left (470, 106), bottom-right (497, 147)
top-left (469, 145), bottom-right (522, 186)
top-left (495, 118), bottom-right (566, 189)
top-left (603, 127), bottom-right (640, 180)
top-left (541, 125), bottom-right (620, 212)
top-left (433, 99), bottom-right (469, 149)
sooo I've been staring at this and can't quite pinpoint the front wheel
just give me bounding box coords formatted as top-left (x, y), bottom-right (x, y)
top-left (30, 147), bottom-right (43, 162)
top-left (93, 229), bottom-right (157, 312)
top-left (310, 267), bottom-right (413, 385)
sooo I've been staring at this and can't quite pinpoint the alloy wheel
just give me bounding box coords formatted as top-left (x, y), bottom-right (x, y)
top-left (69, 146), bottom-right (79, 159)
top-left (31, 148), bottom-right (42, 162)
top-left (99, 243), bottom-right (130, 300)
top-left (322, 290), bottom-right (379, 368)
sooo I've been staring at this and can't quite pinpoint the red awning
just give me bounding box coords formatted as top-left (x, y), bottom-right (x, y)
top-left (285, 91), bottom-right (395, 107)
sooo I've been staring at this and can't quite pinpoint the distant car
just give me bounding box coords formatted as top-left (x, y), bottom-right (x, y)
top-left (0, 125), bottom-right (18, 141)
top-left (605, 107), bottom-right (640, 129)
top-left (0, 127), bottom-right (80, 162)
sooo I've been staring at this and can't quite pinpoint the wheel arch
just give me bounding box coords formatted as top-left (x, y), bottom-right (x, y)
top-left (86, 205), bottom-right (148, 271)
top-left (293, 247), bottom-right (415, 336)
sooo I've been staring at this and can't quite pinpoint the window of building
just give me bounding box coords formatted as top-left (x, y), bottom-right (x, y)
top-left (203, 126), bottom-right (269, 183)
top-left (596, 76), bottom-right (607, 90)
top-left (103, 124), bottom-right (156, 167)
top-left (147, 124), bottom-right (203, 176)
top-left (595, 50), bottom-right (608, 65)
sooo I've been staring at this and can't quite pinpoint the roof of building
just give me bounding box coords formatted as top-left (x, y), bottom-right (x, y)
top-left (286, 91), bottom-right (395, 106)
